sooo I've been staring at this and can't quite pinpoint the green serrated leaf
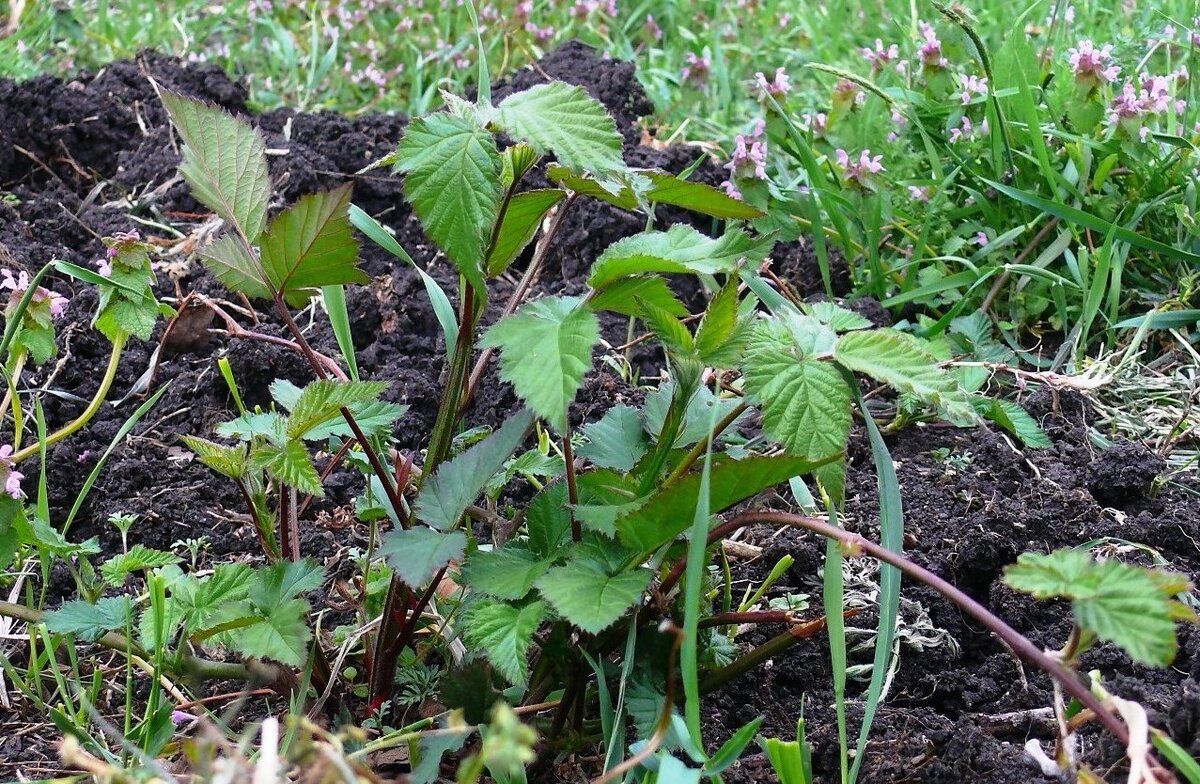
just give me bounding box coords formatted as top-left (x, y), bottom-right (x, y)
top-left (416, 410), bottom-right (534, 530)
top-left (180, 435), bottom-right (248, 479)
top-left (578, 405), bottom-right (649, 473)
top-left (526, 483), bottom-right (572, 558)
top-left (642, 169), bottom-right (764, 220)
top-left (547, 164), bottom-right (637, 209)
top-left (480, 297), bottom-right (599, 431)
top-left (463, 599), bottom-right (545, 686)
top-left (215, 411), bottom-right (287, 443)
top-left (396, 113), bottom-right (502, 290)
top-left (835, 329), bottom-right (976, 424)
top-left (805, 301), bottom-right (872, 332)
top-left (197, 233), bottom-right (271, 300)
top-left (616, 454), bottom-right (838, 552)
top-left (744, 334), bottom-right (851, 460)
top-left (496, 81), bottom-right (625, 177)
top-left (461, 546), bottom-right (554, 600)
top-left (251, 439), bottom-right (323, 495)
top-left (982, 398), bottom-right (1052, 449)
top-left (259, 184), bottom-right (366, 306)
top-left (486, 189), bottom-right (564, 276)
top-left (589, 225), bottom-right (774, 289)
top-left (283, 379), bottom-right (388, 440)
top-left (588, 275), bottom-right (686, 318)
top-left (233, 598), bottom-right (310, 666)
top-left (100, 546), bottom-right (180, 587)
top-left (378, 527), bottom-right (467, 589)
top-left (44, 597), bottom-right (132, 641)
top-left (695, 282), bottom-right (748, 368)
top-left (536, 558), bottom-right (650, 634)
top-left (637, 296), bottom-right (693, 353)
top-left (250, 558), bottom-right (324, 610)
top-left (501, 142), bottom-right (541, 189)
top-left (160, 91), bottom-right (271, 241)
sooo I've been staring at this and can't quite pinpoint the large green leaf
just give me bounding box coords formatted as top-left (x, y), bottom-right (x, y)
top-left (100, 546), bottom-right (180, 587)
top-left (535, 557), bottom-right (650, 634)
top-left (415, 409), bottom-right (534, 530)
top-left (250, 440), bottom-right (323, 495)
top-left (279, 379), bottom-right (388, 440)
top-left (378, 527), bottom-right (467, 589)
top-left (480, 297), bottom-right (599, 431)
top-left (249, 559), bottom-right (324, 611)
top-left (463, 599), bottom-right (545, 686)
top-left (44, 597), bottom-right (132, 642)
top-left (259, 184), bottom-right (366, 306)
top-left (588, 275), bottom-right (686, 317)
top-left (160, 91), bottom-right (270, 242)
top-left (234, 598), bottom-right (310, 666)
top-left (616, 454), bottom-right (838, 552)
top-left (641, 169), bottom-right (764, 219)
top-left (835, 329), bottom-right (975, 424)
top-left (578, 405), bottom-right (650, 472)
top-left (1005, 550), bottom-right (1192, 666)
top-left (395, 113), bottom-right (502, 289)
top-left (460, 546), bottom-right (554, 601)
top-left (744, 330), bottom-right (851, 459)
top-left (197, 233), bottom-right (271, 300)
top-left (496, 81), bottom-right (625, 177)
top-left (486, 189), bottom-right (564, 276)
top-left (589, 225), bottom-right (774, 289)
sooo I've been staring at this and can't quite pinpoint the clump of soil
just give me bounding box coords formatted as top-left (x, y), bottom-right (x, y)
top-left (1, 43), bottom-right (1198, 784)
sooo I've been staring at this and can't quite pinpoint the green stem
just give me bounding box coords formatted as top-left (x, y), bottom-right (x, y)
top-left (11, 336), bottom-right (126, 464)
top-left (0, 599), bottom-right (274, 684)
top-left (662, 400), bottom-right (748, 488)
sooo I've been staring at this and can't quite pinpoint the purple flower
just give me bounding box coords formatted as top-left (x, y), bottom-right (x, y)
top-left (1, 269), bottom-right (69, 319)
top-left (835, 149), bottom-right (885, 189)
top-left (907, 185), bottom-right (931, 202)
top-left (754, 67), bottom-right (791, 99)
top-left (0, 445), bottom-right (24, 500)
top-left (948, 115), bottom-right (988, 143)
top-left (959, 74), bottom-right (988, 104)
top-left (974, 231), bottom-right (989, 247)
top-left (726, 133), bottom-right (768, 181)
top-left (682, 53), bottom-right (710, 88)
top-left (720, 180), bottom-right (743, 200)
top-left (799, 112), bottom-right (828, 137)
top-left (1067, 40), bottom-right (1119, 87)
top-left (861, 39), bottom-right (900, 73)
top-left (170, 710), bottom-right (195, 726)
top-left (644, 14), bottom-right (662, 41)
top-left (917, 22), bottom-right (948, 72)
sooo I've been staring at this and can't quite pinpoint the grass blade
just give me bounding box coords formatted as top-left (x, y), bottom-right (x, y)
top-left (846, 376), bottom-right (903, 783)
top-left (349, 204), bottom-right (459, 358)
top-left (321, 285), bottom-right (359, 382)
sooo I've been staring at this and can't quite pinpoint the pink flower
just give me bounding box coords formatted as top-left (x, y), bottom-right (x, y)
top-left (1, 269), bottom-right (69, 319)
top-left (974, 231), bottom-right (989, 247)
top-left (726, 133), bottom-right (768, 180)
top-left (754, 67), bottom-right (791, 99)
top-left (681, 53), bottom-right (710, 87)
top-left (959, 74), bottom-right (988, 104)
top-left (835, 149), bottom-right (884, 189)
top-left (644, 14), bottom-right (662, 41)
top-left (720, 180), bottom-right (743, 200)
top-left (917, 22), bottom-right (948, 72)
top-left (0, 445), bottom-right (24, 500)
top-left (832, 79), bottom-right (865, 112)
top-left (949, 115), bottom-right (988, 143)
top-left (799, 112), bottom-right (827, 137)
top-left (861, 39), bottom-right (900, 73)
top-left (1068, 40), bottom-right (1120, 87)
top-left (908, 185), bottom-right (931, 202)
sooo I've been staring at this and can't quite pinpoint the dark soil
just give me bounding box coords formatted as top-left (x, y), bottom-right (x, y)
top-left (1, 44), bottom-right (1198, 783)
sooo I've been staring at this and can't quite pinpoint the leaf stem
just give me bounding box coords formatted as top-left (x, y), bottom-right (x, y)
top-left (461, 194), bottom-right (577, 414)
top-left (722, 510), bottom-right (1132, 746)
top-left (662, 400), bottom-right (748, 488)
top-left (562, 419), bottom-right (580, 542)
top-left (11, 335), bottom-right (126, 464)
